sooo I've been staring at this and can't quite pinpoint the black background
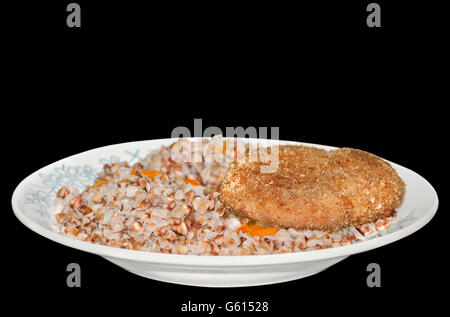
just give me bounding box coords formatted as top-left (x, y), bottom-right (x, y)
top-left (4, 0), bottom-right (446, 315)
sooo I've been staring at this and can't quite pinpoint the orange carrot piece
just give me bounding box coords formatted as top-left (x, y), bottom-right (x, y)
top-left (237, 222), bottom-right (249, 234)
top-left (185, 178), bottom-right (201, 186)
top-left (237, 223), bottom-right (279, 237)
top-left (130, 169), bottom-right (137, 175)
top-left (88, 180), bottom-right (108, 190)
top-left (249, 226), bottom-right (279, 237)
top-left (141, 170), bottom-right (160, 181)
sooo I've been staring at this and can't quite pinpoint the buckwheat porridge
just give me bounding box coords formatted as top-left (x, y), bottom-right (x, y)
top-left (52, 136), bottom-right (398, 255)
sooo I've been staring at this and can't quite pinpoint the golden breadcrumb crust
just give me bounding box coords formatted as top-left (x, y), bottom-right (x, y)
top-left (219, 146), bottom-right (405, 231)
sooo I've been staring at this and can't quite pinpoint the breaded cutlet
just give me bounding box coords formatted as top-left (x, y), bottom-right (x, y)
top-left (219, 145), bottom-right (405, 231)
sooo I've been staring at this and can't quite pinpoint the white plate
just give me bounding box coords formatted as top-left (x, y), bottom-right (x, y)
top-left (11, 138), bottom-right (439, 287)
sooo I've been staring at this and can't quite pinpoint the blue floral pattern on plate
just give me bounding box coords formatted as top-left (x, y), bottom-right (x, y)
top-left (23, 150), bottom-right (142, 223)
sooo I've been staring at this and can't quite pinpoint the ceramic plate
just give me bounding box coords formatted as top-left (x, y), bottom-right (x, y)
top-left (11, 138), bottom-right (438, 287)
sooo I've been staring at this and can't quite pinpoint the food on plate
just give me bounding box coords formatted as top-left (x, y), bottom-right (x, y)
top-left (53, 137), bottom-right (402, 255)
top-left (219, 146), bottom-right (405, 231)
